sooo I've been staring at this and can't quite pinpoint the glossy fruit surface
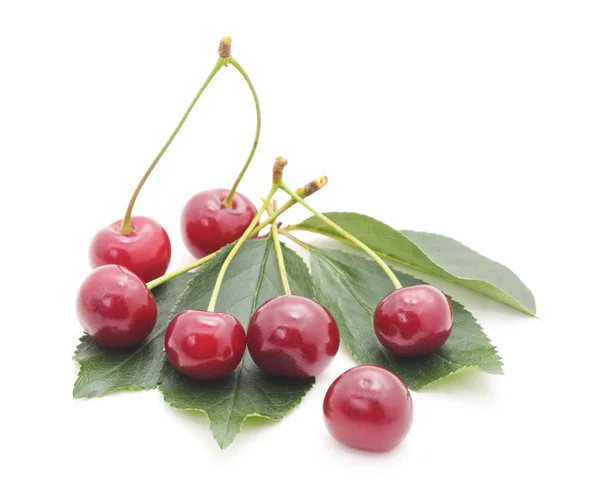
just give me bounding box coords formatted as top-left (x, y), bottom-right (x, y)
top-left (165, 310), bottom-right (246, 380)
top-left (373, 285), bottom-right (453, 357)
top-left (89, 216), bottom-right (171, 283)
top-left (181, 189), bottom-right (257, 258)
top-left (247, 295), bottom-right (340, 379)
top-left (323, 365), bottom-right (413, 452)
top-left (76, 264), bottom-right (157, 348)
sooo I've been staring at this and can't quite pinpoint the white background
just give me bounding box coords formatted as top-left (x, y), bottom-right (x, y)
top-left (1, 1), bottom-right (598, 502)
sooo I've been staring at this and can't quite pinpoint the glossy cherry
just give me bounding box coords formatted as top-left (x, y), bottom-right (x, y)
top-left (323, 365), bottom-right (413, 452)
top-left (165, 310), bottom-right (246, 380)
top-left (76, 264), bottom-right (157, 348)
top-left (246, 295), bottom-right (340, 379)
top-left (373, 285), bottom-right (453, 357)
top-left (89, 216), bottom-right (171, 283)
top-left (181, 189), bottom-right (257, 258)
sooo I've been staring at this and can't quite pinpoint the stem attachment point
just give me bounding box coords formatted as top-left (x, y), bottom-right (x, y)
top-left (298, 175), bottom-right (328, 197)
top-left (219, 36), bottom-right (232, 58)
top-left (272, 156), bottom-right (288, 183)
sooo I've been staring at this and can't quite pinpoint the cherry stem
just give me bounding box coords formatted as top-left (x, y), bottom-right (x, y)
top-left (146, 251), bottom-right (218, 290)
top-left (278, 181), bottom-right (402, 290)
top-left (207, 184), bottom-right (279, 312)
top-left (222, 56), bottom-right (261, 209)
top-left (279, 228), bottom-right (310, 251)
top-left (146, 175), bottom-right (328, 292)
top-left (120, 56), bottom-right (228, 234)
top-left (266, 201), bottom-right (292, 296)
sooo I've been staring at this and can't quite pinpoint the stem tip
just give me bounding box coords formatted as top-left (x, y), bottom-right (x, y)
top-left (272, 156), bottom-right (288, 182)
top-left (299, 176), bottom-right (328, 197)
top-left (219, 37), bottom-right (232, 58)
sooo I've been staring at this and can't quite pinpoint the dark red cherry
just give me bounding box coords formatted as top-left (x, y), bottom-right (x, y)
top-left (89, 216), bottom-right (171, 283)
top-left (165, 310), bottom-right (246, 380)
top-left (246, 295), bottom-right (340, 379)
top-left (181, 189), bottom-right (257, 258)
top-left (76, 264), bottom-right (157, 348)
top-left (323, 365), bottom-right (413, 452)
top-left (373, 285), bottom-right (453, 357)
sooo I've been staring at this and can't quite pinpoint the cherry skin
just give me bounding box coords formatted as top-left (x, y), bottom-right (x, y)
top-left (373, 285), bottom-right (453, 357)
top-left (323, 365), bottom-right (413, 452)
top-left (165, 310), bottom-right (246, 380)
top-left (89, 216), bottom-right (171, 283)
top-left (181, 189), bottom-right (257, 258)
top-left (246, 295), bottom-right (340, 379)
top-left (76, 264), bottom-right (157, 348)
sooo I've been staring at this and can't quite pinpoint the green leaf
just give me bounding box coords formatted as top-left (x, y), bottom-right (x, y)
top-left (289, 212), bottom-right (536, 316)
top-left (308, 246), bottom-right (503, 390)
top-left (73, 273), bottom-right (192, 398)
top-left (159, 240), bottom-right (315, 449)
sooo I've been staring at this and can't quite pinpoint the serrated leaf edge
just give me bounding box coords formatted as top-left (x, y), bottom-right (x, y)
top-left (159, 378), bottom-right (314, 449)
top-left (309, 246), bottom-right (503, 390)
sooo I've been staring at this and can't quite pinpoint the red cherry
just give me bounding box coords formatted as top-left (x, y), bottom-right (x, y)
top-left (323, 365), bottom-right (413, 452)
top-left (181, 189), bottom-right (257, 258)
top-left (373, 285), bottom-right (453, 357)
top-left (246, 295), bottom-right (340, 379)
top-left (76, 264), bottom-right (157, 348)
top-left (89, 216), bottom-right (171, 283)
top-left (165, 310), bottom-right (246, 380)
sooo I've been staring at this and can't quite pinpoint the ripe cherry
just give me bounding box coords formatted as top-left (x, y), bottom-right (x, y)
top-left (165, 310), bottom-right (246, 380)
top-left (89, 216), bottom-right (171, 283)
top-left (76, 264), bottom-right (157, 348)
top-left (246, 295), bottom-right (340, 379)
top-left (181, 189), bottom-right (257, 258)
top-left (373, 285), bottom-right (453, 357)
top-left (323, 365), bottom-right (413, 452)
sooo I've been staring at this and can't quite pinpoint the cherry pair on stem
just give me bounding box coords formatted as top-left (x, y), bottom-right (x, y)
top-left (89, 37), bottom-right (262, 282)
top-left (166, 194), bottom-right (341, 381)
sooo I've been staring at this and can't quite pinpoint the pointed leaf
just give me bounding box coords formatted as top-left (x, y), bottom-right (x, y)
top-left (308, 246), bottom-right (503, 390)
top-left (73, 273), bottom-right (192, 398)
top-left (290, 212), bottom-right (535, 315)
top-left (159, 240), bottom-right (315, 449)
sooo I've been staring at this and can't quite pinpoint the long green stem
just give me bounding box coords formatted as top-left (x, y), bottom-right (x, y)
top-left (146, 251), bottom-right (218, 290)
top-left (278, 182), bottom-right (402, 290)
top-left (120, 58), bottom-right (227, 234)
top-left (267, 203), bottom-right (291, 295)
top-left (222, 57), bottom-right (261, 208)
top-left (207, 184), bottom-right (278, 311)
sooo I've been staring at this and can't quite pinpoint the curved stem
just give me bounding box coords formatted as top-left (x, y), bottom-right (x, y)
top-left (147, 178), bottom-right (328, 293)
top-left (222, 56), bottom-right (261, 208)
top-left (267, 203), bottom-right (291, 295)
top-left (278, 182), bottom-right (402, 290)
top-left (146, 185), bottom-right (315, 292)
top-left (146, 251), bottom-right (218, 290)
top-left (207, 184), bottom-right (278, 312)
top-left (120, 58), bottom-right (227, 233)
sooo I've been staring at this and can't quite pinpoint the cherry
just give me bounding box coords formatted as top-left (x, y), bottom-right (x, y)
top-left (373, 285), bottom-right (453, 357)
top-left (165, 310), bottom-right (246, 380)
top-left (89, 216), bottom-right (171, 283)
top-left (76, 264), bottom-right (157, 348)
top-left (246, 295), bottom-right (340, 379)
top-left (181, 189), bottom-right (257, 258)
top-left (323, 365), bottom-right (413, 452)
